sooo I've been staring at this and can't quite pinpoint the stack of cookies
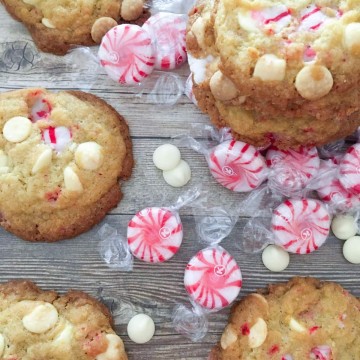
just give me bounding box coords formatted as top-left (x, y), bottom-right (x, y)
top-left (187, 0), bottom-right (360, 148)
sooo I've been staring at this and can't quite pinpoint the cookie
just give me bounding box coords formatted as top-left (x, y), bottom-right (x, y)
top-left (0, 280), bottom-right (127, 360)
top-left (210, 277), bottom-right (360, 359)
top-left (187, 0), bottom-right (360, 148)
top-left (0, 0), bottom-right (149, 55)
top-left (0, 88), bottom-right (133, 242)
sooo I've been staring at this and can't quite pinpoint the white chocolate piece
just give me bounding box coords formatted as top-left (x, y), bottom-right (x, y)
top-left (127, 314), bottom-right (155, 344)
top-left (343, 236), bottom-right (360, 264)
top-left (0, 167), bottom-right (9, 175)
top-left (238, 11), bottom-right (260, 33)
top-left (295, 65), bottom-right (333, 100)
top-left (248, 318), bottom-right (267, 348)
top-left (153, 144), bottom-right (181, 171)
top-left (22, 303), bottom-right (59, 333)
top-left (63, 167), bottom-right (83, 192)
top-left (253, 54), bottom-right (286, 81)
top-left (121, 0), bottom-right (144, 21)
top-left (0, 334), bottom-right (5, 357)
top-left (32, 148), bottom-right (52, 174)
top-left (0, 150), bottom-right (8, 167)
top-left (42, 18), bottom-right (56, 28)
top-left (331, 214), bottom-right (357, 240)
top-left (53, 322), bottom-right (74, 345)
top-left (191, 17), bottom-right (207, 49)
top-left (162, 160), bottom-right (191, 187)
top-left (344, 23), bottom-right (360, 56)
top-left (75, 142), bottom-right (103, 170)
top-left (210, 70), bottom-right (239, 101)
top-left (262, 245), bottom-right (290, 272)
top-left (96, 334), bottom-right (125, 360)
top-left (3, 116), bottom-right (32, 143)
top-left (289, 317), bottom-right (306, 333)
top-left (220, 325), bottom-right (238, 350)
top-left (23, 0), bottom-right (39, 5)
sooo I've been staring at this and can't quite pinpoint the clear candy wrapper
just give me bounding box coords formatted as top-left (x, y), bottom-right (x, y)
top-left (98, 223), bottom-right (133, 271)
top-left (176, 126), bottom-right (269, 193)
top-left (173, 199), bottom-right (242, 341)
top-left (127, 186), bottom-right (201, 263)
top-left (149, 0), bottom-right (197, 14)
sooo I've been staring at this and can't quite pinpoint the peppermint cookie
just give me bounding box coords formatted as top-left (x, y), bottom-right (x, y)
top-left (0, 88), bottom-right (133, 242)
top-left (210, 277), bottom-right (360, 359)
top-left (0, 280), bottom-right (127, 360)
top-left (187, 0), bottom-right (360, 148)
top-left (1, 0), bottom-right (148, 55)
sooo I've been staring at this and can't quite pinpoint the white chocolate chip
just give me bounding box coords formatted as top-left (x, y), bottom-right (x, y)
top-left (0, 151), bottom-right (8, 167)
top-left (289, 317), bottom-right (306, 333)
top-left (248, 318), bottom-right (267, 348)
top-left (42, 18), bottom-right (56, 29)
top-left (0, 334), bottom-right (5, 356)
top-left (238, 11), bottom-right (260, 33)
top-left (127, 314), bottom-right (155, 344)
top-left (32, 148), bottom-right (52, 174)
top-left (343, 236), bottom-right (360, 264)
top-left (53, 322), bottom-right (74, 345)
top-left (22, 303), bottom-right (59, 334)
top-left (162, 160), bottom-right (191, 187)
top-left (343, 23), bottom-right (360, 56)
top-left (220, 325), bottom-right (238, 350)
top-left (96, 334), bottom-right (125, 360)
top-left (23, 0), bottom-right (39, 5)
top-left (75, 142), bottom-right (103, 171)
top-left (3, 116), bottom-right (32, 143)
top-left (153, 144), bottom-right (181, 171)
top-left (121, 0), bottom-right (144, 21)
top-left (262, 245), bottom-right (290, 272)
top-left (191, 17), bottom-right (207, 48)
top-left (64, 167), bottom-right (83, 192)
top-left (331, 214), bottom-right (358, 240)
top-left (295, 65), bottom-right (333, 100)
top-left (0, 167), bottom-right (9, 175)
top-left (210, 70), bottom-right (239, 101)
top-left (253, 54), bottom-right (286, 81)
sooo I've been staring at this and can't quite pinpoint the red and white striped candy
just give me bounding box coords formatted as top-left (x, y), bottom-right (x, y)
top-left (339, 144), bottom-right (360, 194)
top-left (281, 355), bottom-right (293, 360)
top-left (208, 140), bottom-right (268, 192)
top-left (298, 5), bottom-right (329, 32)
top-left (310, 345), bottom-right (333, 360)
top-left (42, 126), bottom-right (72, 153)
top-left (184, 247), bottom-right (242, 310)
top-left (266, 146), bottom-right (320, 188)
top-left (30, 96), bottom-right (52, 122)
top-left (317, 160), bottom-right (360, 210)
top-left (184, 74), bottom-right (198, 106)
top-left (127, 207), bottom-right (183, 263)
top-left (271, 199), bottom-right (331, 254)
top-left (142, 12), bottom-right (187, 70)
top-left (98, 24), bottom-right (155, 85)
top-left (252, 5), bottom-right (292, 33)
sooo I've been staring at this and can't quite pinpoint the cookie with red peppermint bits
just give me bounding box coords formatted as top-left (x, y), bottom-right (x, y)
top-left (187, 0), bottom-right (360, 148)
top-left (0, 280), bottom-right (127, 360)
top-left (0, 0), bottom-right (149, 55)
top-left (210, 277), bottom-right (360, 360)
top-left (0, 88), bottom-right (133, 242)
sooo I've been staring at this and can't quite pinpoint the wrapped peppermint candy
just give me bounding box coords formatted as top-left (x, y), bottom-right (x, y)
top-left (177, 127), bottom-right (268, 192)
top-left (127, 187), bottom-right (201, 263)
top-left (172, 202), bottom-right (242, 341)
top-left (239, 188), bottom-right (331, 254)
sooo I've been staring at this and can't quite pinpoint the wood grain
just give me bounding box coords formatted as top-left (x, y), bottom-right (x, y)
top-left (0, 5), bottom-right (359, 360)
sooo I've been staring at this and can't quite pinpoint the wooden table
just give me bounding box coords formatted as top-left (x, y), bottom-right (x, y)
top-left (0, 7), bottom-right (359, 360)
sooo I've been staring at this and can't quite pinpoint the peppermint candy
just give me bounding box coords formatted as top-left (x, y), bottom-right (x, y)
top-left (142, 12), bottom-right (187, 70)
top-left (42, 126), bottom-right (72, 153)
top-left (271, 199), bottom-right (331, 254)
top-left (310, 345), bottom-right (333, 360)
top-left (299, 5), bottom-right (329, 32)
top-left (98, 25), bottom-right (155, 85)
top-left (127, 207), bottom-right (183, 263)
top-left (185, 74), bottom-right (198, 106)
top-left (339, 144), bottom-right (360, 194)
top-left (184, 247), bottom-right (242, 310)
top-left (30, 96), bottom-right (52, 122)
top-left (252, 5), bottom-right (292, 33)
top-left (208, 140), bottom-right (268, 192)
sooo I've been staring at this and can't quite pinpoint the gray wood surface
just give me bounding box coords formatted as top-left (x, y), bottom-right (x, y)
top-left (0, 7), bottom-right (359, 360)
